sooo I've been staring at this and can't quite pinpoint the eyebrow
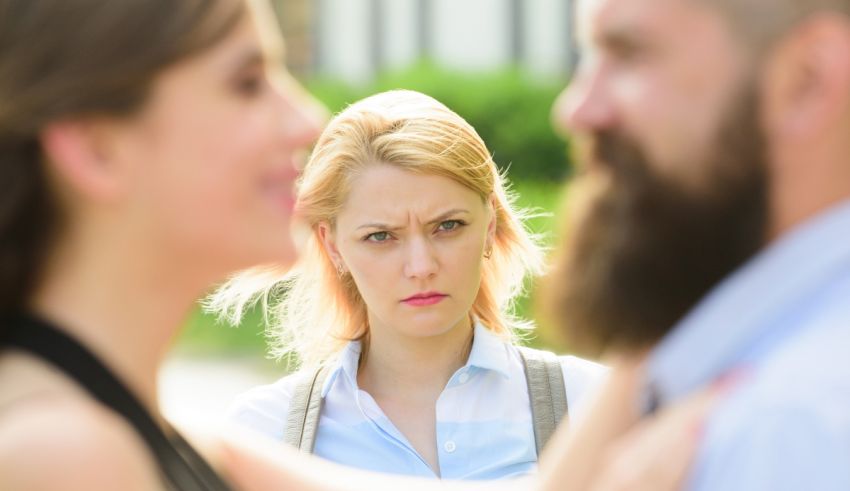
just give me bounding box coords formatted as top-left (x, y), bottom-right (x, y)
top-left (355, 208), bottom-right (471, 231)
top-left (228, 47), bottom-right (265, 74)
top-left (595, 26), bottom-right (652, 54)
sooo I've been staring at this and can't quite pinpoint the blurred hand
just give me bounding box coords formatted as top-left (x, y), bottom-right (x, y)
top-left (216, 426), bottom-right (523, 491)
top-left (587, 384), bottom-right (718, 491)
top-left (538, 354), bottom-right (726, 491)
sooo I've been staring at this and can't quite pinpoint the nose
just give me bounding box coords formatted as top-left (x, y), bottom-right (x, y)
top-left (403, 236), bottom-right (438, 280)
top-left (273, 71), bottom-right (328, 149)
top-left (552, 61), bottom-right (615, 137)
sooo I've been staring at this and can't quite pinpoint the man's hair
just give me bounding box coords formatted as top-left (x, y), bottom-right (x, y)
top-left (710, 0), bottom-right (850, 46)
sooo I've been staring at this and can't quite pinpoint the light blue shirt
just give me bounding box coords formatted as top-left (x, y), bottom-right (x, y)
top-left (645, 199), bottom-right (850, 490)
top-left (228, 322), bottom-right (606, 479)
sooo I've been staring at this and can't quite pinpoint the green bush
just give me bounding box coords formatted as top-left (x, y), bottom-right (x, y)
top-left (307, 64), bottom-right (573, 181)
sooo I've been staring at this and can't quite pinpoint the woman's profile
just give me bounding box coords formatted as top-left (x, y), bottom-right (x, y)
top-left (0, 0), bottom-right (324, 488)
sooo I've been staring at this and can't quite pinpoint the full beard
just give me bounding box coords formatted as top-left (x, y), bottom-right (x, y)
top-left (542, 88), bottom-right (769, 356)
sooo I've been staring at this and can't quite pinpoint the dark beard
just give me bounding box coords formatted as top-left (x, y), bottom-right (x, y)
top-left (542, 89), bottom-right (769, 356)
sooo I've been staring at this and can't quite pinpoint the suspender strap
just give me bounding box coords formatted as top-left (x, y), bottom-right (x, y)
top-left (283, 348), bottom-right (569, 459)
top-left (283, 364), bottom-right (331, 452)
top-left (518, 346), bottom-right (569, 457)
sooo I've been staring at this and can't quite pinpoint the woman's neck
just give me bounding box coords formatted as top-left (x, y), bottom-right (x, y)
top-left (357, 315), bottom-right (475, 400)
top-left (31, 229), bottom-right (216, 418)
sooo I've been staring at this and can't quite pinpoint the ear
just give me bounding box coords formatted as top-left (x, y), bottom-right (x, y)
top-left (39, 118), bottom-right (129, 202)
top-left (485, 194), bottom-right (498, 250)
top-left (762, 13), bottom-right (850, 141)
top-left (317, 221), bottom-right (345, 271)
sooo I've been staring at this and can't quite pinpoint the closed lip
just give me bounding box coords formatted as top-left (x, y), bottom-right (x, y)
top-left (261, 162), bottom-right (299, 210)
top-left (401, 291), bottom-right (448, 304)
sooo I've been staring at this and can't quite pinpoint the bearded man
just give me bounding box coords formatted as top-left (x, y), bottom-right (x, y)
top-left (544, 0), bottom-right (850, 488)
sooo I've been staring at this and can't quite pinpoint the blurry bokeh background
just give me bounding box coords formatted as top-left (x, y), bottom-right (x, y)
top-left (163, 0), bottom-right (581, 425)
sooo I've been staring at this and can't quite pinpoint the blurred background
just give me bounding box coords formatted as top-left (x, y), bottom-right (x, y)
top-left (161, 0), bottom-right (580, 426)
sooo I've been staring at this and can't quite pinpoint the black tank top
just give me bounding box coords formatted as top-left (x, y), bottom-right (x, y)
top-left (2, 314), bottom-right (234, 491)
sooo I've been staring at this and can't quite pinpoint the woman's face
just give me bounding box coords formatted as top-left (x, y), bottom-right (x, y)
top-left (323, 165), bottom-right (495, 342)
top-left (113, 3), bottom-right (324, 277)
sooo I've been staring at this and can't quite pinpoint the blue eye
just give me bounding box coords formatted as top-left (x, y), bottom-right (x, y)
top-left (438, 220), bottom-right (465, 232)
top-left (365, 231), bottom-right (390, 242)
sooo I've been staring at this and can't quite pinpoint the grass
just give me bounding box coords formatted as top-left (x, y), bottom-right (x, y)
top-left (174, 179), bottom-right (569, 358)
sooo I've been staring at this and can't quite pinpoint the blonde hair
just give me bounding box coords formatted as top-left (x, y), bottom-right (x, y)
top-left (207, 90), bottom-right (544, 367)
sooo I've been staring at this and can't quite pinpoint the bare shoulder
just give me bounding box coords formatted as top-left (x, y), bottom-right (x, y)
top-left (0, 393), bottom-right (164, 491)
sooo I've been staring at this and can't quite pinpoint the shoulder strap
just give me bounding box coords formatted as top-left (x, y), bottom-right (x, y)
top-left (283, 364), bottom-right (331, 453)
top-left (518, 346), bottom-right (569, 457)
top-left (3, 314), bottom-right (233, 491)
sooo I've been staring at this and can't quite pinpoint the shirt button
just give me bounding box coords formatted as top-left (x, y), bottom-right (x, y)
top-left (444, 440), bottom-right (457, 453)
top-left (458, 372), bottom-right (470, 384)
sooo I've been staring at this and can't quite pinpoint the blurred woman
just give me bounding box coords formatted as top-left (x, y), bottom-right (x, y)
top-left (0, 0), bottom-right (324, 488)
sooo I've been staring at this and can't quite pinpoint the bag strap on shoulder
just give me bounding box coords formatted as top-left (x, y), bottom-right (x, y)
top-left (517, 346), bottom-right (569, 457)
top-left (284, 349), bottom-right (568, 458)
top-left (283, 364), bottom-right (331, 453)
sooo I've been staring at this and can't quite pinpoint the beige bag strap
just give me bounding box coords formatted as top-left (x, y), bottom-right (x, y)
top-left (283, 365), bottom-right (331, 453)
top-left (518, 346), bottom-right (569, 457)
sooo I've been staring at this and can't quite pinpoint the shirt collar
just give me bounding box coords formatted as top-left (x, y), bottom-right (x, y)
top-left (320, 320), bottom-right (513, 397)
top-left (644, 198), bottom-right (850, 411)
top-left (465, 320), bottom-right (513, 379)
top-left (320, 340), bottom-right (362, 397)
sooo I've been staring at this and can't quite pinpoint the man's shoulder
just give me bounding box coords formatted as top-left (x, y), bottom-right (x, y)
top-left (754, 306), bottom-right (850, 399)
top-left (706, 310), bottom-right (850, 449)
top-left (691, 357), bottom-right (850, 491)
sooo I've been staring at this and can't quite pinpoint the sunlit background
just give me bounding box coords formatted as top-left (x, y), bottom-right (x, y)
top-left (162, 0), bottom-right (581, 426)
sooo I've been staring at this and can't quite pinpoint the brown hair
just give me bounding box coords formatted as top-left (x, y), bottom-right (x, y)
top-left (0, 0), bottom-right (242, 315)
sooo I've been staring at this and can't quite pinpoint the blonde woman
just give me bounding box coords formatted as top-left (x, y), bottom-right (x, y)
top-left (212, 90), bottom-right (606, 479)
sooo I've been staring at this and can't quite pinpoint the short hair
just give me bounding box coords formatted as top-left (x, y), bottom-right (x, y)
top-left (707, 0), bottom-right (850, 46)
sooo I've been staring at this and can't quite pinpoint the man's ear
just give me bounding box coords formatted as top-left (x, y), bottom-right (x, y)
top-left (39, 117), bottom-right (131, 202)
top-left (317, 221), bottom-right (346, 272)
top-left (762, 12), bottom-right (850, 140)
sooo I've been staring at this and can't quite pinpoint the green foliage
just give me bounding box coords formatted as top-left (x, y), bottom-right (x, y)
top-left (176, 304), bottom-right (266, 355)
top-left (509, 180), bottom-right (569, 350)
top-left (307, 63), bottom-right (573, 181)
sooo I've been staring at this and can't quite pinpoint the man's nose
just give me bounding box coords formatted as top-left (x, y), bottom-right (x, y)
top-left (552, 63), bottom-right (616, 136)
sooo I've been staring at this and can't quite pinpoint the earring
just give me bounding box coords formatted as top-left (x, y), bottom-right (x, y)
top-left (483, 246), bottom-right (493, 259)
top-left (336, 263), bottom-right (346, 277)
